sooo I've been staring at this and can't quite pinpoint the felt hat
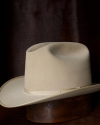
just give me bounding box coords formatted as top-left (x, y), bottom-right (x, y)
top-left (0, 42), bottom-right (100, 108)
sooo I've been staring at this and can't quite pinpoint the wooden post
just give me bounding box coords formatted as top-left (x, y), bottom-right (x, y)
top-left (26, 94), bottom-right (92, 123)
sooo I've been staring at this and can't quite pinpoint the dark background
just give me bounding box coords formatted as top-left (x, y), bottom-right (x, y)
top-left (0, 0), bottom-right (100, 124)
top-left (1, 0), bottom-right (100, 85)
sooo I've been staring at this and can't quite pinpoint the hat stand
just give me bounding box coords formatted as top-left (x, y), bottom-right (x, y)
top-left (26, 94), bottom-right (92, 123)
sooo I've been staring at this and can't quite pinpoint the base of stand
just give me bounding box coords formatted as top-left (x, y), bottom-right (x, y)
top-left (26, 94), bottom-right (92, 123)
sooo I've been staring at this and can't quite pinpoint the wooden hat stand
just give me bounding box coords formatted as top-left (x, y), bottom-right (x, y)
top-left (26, 94), bottom-right (92, 123)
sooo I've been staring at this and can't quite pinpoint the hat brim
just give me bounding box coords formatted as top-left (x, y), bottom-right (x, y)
top-left (0, 76), bottom-right (100, 108)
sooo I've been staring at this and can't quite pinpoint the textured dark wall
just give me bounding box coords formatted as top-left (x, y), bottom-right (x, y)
top-left (1, 0), bottom-right (100, 86)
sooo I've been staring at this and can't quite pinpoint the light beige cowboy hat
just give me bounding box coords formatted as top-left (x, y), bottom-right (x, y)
top-left (0, 42), bottom-right (100, 108)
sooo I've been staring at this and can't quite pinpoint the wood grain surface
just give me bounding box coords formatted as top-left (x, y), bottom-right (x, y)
top-left (0, 92), bottom-right (100, 125)
top-left (26, 94), bottom-right (92, 123)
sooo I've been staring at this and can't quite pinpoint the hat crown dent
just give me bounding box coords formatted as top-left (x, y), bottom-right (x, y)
top-left (24, 42), bottom-right (92, 95)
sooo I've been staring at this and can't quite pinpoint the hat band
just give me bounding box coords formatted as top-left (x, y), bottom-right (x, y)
top-left (24, 87), bottom-right (81, 95)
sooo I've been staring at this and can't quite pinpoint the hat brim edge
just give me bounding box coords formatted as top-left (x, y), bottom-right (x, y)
top-left (0, 76), bottom-right (100, 108)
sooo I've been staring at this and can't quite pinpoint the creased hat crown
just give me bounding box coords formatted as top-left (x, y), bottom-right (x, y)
top-left (24, 42), bottom-right (91, 95)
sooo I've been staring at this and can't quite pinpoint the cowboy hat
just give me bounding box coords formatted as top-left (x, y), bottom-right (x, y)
top-left (0, 42), bottom-right (100, 108)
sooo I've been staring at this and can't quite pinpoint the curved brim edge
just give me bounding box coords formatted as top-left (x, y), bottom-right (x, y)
top-left (0, 76), bottom-right (100, 108)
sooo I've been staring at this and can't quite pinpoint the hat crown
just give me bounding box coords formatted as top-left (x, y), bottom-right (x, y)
top-left (24, 42), bottom-right (91, 94)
